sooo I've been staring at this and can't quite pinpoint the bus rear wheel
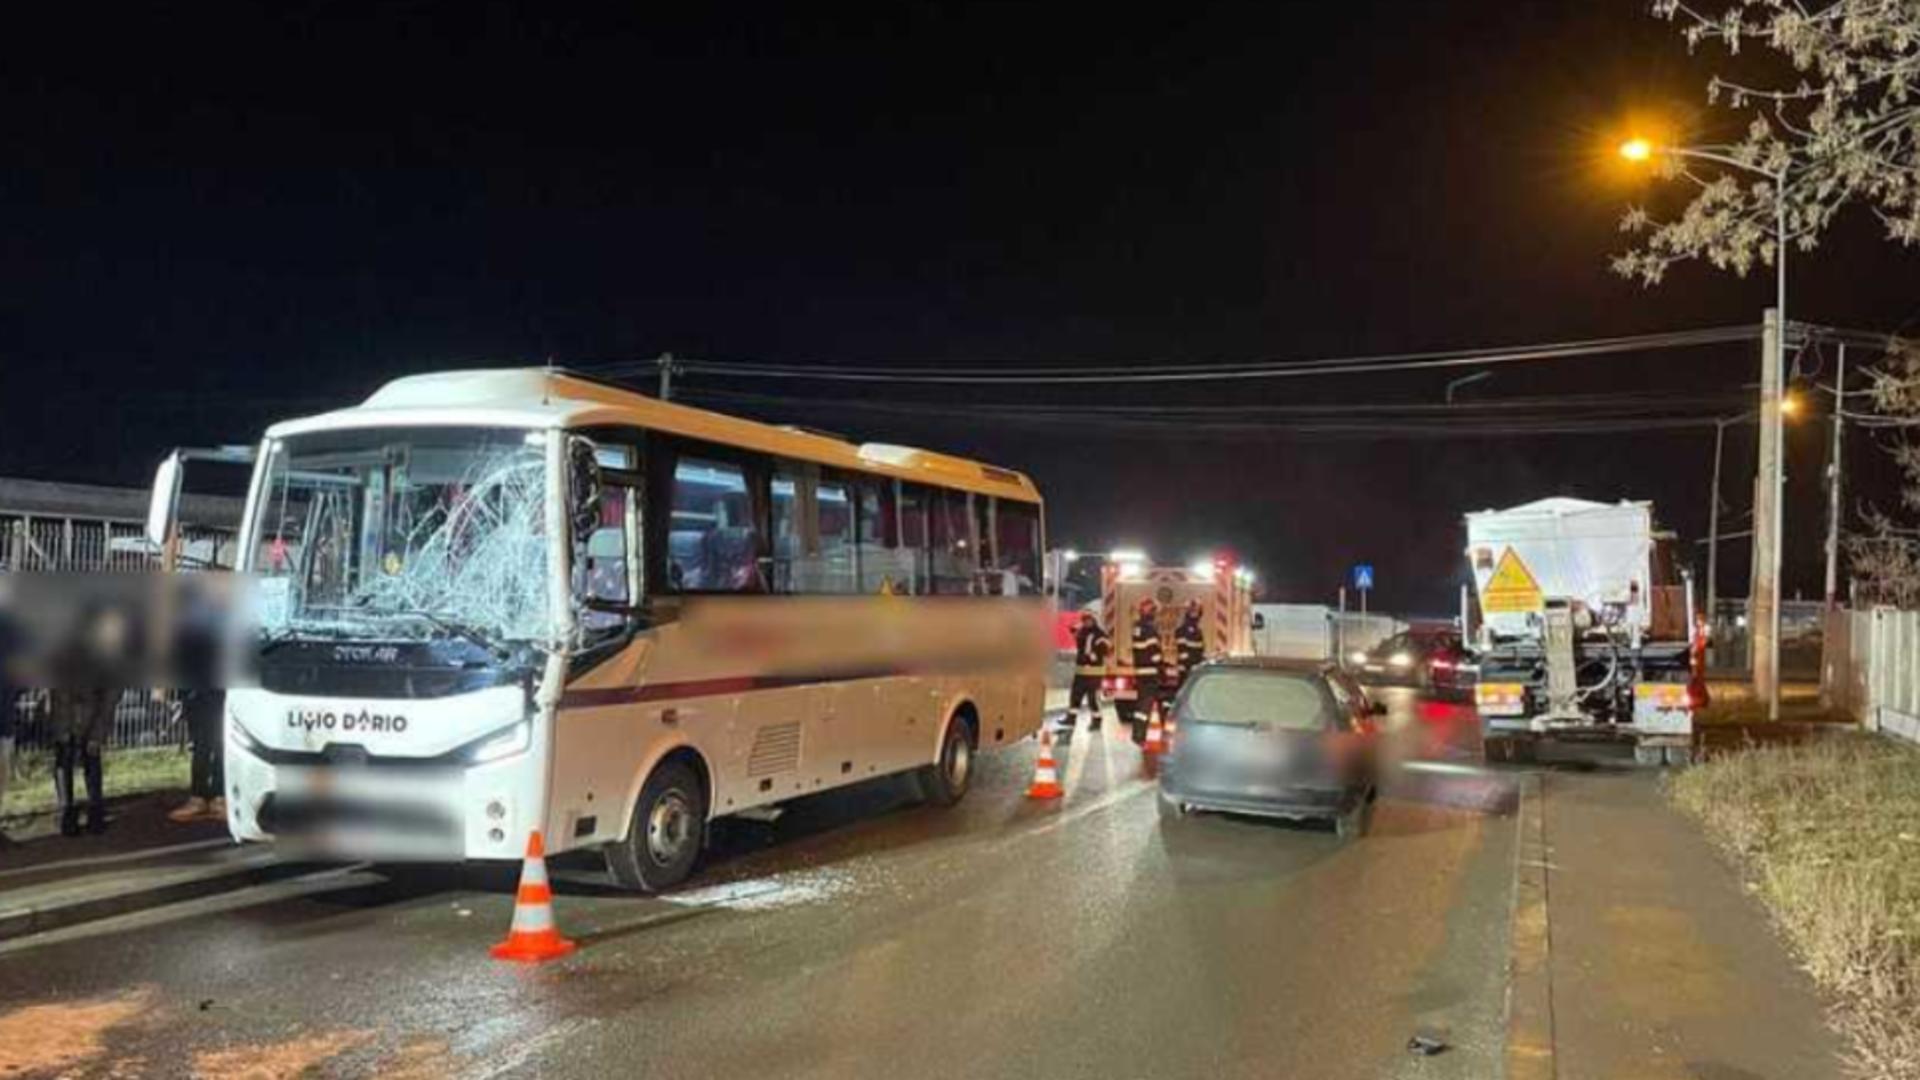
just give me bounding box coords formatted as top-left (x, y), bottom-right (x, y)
top-left (917, 715), bottom-right (975, 807)
top-left (606, 760), bottom-right (706, 893)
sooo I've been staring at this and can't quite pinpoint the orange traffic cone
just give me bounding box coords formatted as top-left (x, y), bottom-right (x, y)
top-left (1026, 729), bottom-right (1064, 800)
top-left (490, 831), bottom-right (577, 963)
top-left (1143, 706), bottom-right (1167, 756)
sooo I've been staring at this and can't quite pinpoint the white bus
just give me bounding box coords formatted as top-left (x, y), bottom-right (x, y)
top-left (155, 369), bottom-right (1049, 890)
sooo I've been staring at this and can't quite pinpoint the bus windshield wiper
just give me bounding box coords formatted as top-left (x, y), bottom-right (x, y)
top-left (411, 611), bottom-right (515, 663)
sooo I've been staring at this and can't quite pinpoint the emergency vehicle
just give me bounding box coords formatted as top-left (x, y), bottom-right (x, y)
top-left (1098, 558), bottom-right (1254, 704)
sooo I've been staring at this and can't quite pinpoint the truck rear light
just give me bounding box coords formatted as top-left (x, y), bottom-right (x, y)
top-left (1634, 683), bottom-right (1691, 710)
top-left (1476, 683), bottom-right (1524, 706)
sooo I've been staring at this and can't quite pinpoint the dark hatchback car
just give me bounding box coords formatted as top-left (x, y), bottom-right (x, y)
top-left (1158, 659), bottom-right (1383, 838)
top-left (1353, 629), bottom-right (1472, 697)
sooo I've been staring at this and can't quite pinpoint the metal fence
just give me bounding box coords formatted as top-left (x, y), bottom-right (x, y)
top-left (1822, 608), bottom-right (1920, 745)
top-left (4, 512), bottom-right (237, 752)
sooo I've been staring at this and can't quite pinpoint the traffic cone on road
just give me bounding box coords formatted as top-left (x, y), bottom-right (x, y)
top-left (1026, 729), bottom-right (1065, 800)
top-left (490, 831), bottom-right (577, 963)
top-left (1143, 706), bottom-right (1167, 756)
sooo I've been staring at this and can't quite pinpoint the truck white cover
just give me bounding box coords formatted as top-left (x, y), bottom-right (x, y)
top-left (1465, 498), bottom-right (1653, 639)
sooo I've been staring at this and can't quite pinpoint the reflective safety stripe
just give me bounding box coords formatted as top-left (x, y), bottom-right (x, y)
top-left (510, 898), bottom-right (555, 933)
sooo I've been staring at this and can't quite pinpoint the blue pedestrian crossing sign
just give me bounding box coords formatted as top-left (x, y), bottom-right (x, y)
top-left (1351, 563), bottom-right (1375, 591)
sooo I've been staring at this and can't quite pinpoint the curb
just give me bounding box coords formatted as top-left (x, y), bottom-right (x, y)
top-left (1504, 770), bottom-right (1555, 1080)
top-left (0, 854), bottom-right (318, 944)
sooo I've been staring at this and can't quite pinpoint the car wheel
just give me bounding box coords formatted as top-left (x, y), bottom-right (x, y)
top-left (606, 760), bottom-right (706, 893)
top-left (916, 714), bottom-right (975, 807)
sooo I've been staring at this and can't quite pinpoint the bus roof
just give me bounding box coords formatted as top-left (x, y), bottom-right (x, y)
top-left (265, 368), bottom-right (1041, 503)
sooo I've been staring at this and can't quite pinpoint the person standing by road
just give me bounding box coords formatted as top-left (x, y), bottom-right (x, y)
top-left (50, 604), bottom-right (126, 836)
top-left (169, 580), bottom-right (227, 823)
top-left (1128, 598), bottom-right (1165, 745)
top-left (1067, 611), bottom-right (1110, 732)
top-left (1172, 600), bottom-right (1207, 695)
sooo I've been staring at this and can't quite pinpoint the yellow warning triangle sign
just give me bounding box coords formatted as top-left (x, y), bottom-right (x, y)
top-left (1482, 548), bottom-right (1544, 614)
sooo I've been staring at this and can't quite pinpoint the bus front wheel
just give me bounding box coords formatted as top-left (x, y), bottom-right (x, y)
top-left (917, 715), bottom-right (975, 807)
top-left (606, 760), bottom-right (706, 893)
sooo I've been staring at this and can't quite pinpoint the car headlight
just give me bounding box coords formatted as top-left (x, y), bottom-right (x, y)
top-left (1389, 652), bottom-right (1413, 668)
top-left (465, 722), bottom-right (532, 765)
top-left (1348, 651), bottom-right (1368, 665)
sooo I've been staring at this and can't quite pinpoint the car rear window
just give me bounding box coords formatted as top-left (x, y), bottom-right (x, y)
top-left (1181, 671), bottom-right (1333, 732)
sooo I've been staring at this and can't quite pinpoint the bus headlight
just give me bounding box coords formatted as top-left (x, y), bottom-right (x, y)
top-left (465, 722), bottom-right (532, 765)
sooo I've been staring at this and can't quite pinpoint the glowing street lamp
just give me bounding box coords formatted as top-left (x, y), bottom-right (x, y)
top-left (1620, 130), bottom-right (1796, 721)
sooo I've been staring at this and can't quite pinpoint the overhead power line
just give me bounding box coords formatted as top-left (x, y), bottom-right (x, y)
top-left (613, 326), bottom-right (1764, 385)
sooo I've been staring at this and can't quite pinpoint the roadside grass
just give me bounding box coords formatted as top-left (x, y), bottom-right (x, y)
top-left (1, 747), bottom-right (190, 822)
top-left (1672, 734), bottom-right (1920, 1079)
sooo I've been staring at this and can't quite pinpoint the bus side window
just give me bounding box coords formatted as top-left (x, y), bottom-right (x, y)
top-left (856, 478), bottom-right (901, 594)
top-left (578, 485), bottom-right (633, 634)
top-left (897, 483), bottom-right (932, 596)
top-left (930, 488), bottom-right (975, 595)
top-left (668, 455), bottom-right (763, 593)
top-left (770, 467), bottom-right (801, 594)
top-left (814, 476), bottom-right (857, 594)
top-left (993, 498), bottom-right (1042, 596)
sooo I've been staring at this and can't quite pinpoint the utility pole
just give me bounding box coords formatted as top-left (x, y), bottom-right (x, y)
top-left (1750, 309), bottom-right (1784, 720)
top-left (1824, 344), bottom-right (1847, 611)
top-left (656, 351), bottom-right (676, 402)
top-left (1706, 417), bottom-right (1727, 626)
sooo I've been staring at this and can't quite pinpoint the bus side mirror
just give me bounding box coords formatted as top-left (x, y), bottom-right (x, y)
top-left (146, 452), bottom-right (184, 549)
top-left (566, 438), bottom-right (603, 539)
top-left (1251, 613), bottom-right (1266, 630)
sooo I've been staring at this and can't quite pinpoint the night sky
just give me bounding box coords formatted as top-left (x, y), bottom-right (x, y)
top-left (6, 1), bottom-right (1917, 612)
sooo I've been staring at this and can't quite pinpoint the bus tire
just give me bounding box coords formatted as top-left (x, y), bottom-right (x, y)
top-left (917, 712), bottom-right (975, 808)
top-left (606, 760), bottom-right (706, 893)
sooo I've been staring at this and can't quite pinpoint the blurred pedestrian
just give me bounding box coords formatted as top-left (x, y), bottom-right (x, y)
top-left (1068, 611), bottom-right (1110, 732)
top-left (50, 604), bottom-right (126, 836)
top-left (168, 580), bottom-right (227, 823)
top-left (168, 689), bottom-right (225, 822)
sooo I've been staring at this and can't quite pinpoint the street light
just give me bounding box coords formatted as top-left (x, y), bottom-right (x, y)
top-left (1622, 134), bottom-right (1794, 720)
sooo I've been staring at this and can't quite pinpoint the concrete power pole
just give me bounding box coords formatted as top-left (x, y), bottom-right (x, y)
top-left (1749, 309), bottom-right (1785, 720)
top-left (1824, 344), bottom-right (1847, 610)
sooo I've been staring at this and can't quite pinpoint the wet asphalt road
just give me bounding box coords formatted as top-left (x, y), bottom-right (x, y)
top-left (0, 688), bottom-right (1521, 1080)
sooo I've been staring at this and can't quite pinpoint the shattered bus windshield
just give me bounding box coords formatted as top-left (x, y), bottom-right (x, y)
top-left (248, 426), bottom-right (553, 646)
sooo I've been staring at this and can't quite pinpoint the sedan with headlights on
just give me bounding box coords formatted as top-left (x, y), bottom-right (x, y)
top-left (1157, 658), bottom-right (1382, 838)
top-left (1351, 629), bottom-right (1472, 698)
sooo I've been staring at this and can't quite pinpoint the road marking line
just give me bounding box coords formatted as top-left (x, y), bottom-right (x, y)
top-left (1503, 771), bottom-right (1556, 1080)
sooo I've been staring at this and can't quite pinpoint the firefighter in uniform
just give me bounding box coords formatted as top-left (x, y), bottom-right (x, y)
top-left (1172, 600), bottom-right (1207, 694)
top-left (1068, 611), bottom-right (1110, 732)
top-left (1128, 598), bottom-right (1166, 745)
